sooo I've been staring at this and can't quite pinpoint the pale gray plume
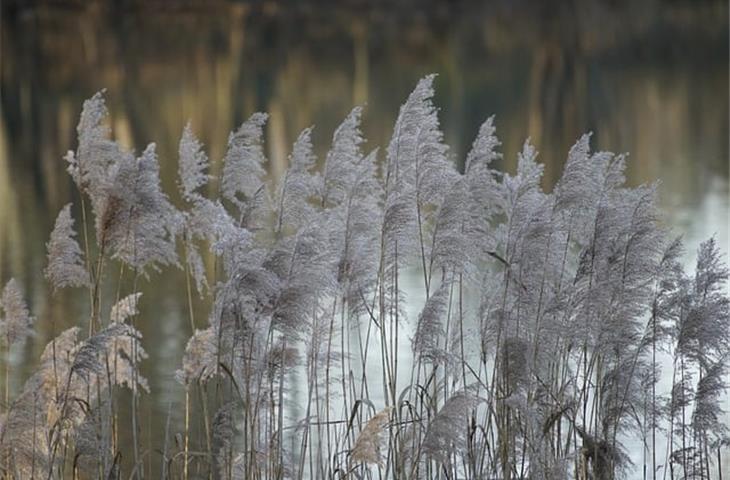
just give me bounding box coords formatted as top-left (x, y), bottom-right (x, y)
top-left (685, 238), bottom-right (730, 447)
top-left (383, 74), bottom-right (453, 271)
top-left (464, 117), bottom-right (504, 262)
top-left (379, 75), bottom-right (450, 326)
top-left (175, 326), bottom-right (219, 385)
top-left (68, 91), bottom-right (133, 251)
top-left (691, 358), bottom-right (728, 440)
top-left (603, 152), bottom-right (628, 190)
top-left (70, 93), bottom-right (182, 272)
top-left (465, 115), bottom-right (501, 174)
top-left (386, 74), bottom-right (453, 207)
top-left (553, 133), bottom-right (596, 211)
top-left (275, 127), bottom-right (319, 234)
top-left (694, 237), bottom-right (729, 304)
top-left (589, 183), bottom-right (662, 354)
top-left (45, 204), bottom-right (90, 291)
top-left (498, 138), bottom-right (547, 300)
top-left (689, 238), bottom-right (730, 361)
top-left (502, 140), bottom-right (545, 254)
top-left (553, 134), bottom-right (613, 244)
top-left (70, 323), bottom-right (123, 381)
top-left (429, 177), bottom-right (477, 278)
top-left (268, 225), bottom-right (336, 338)
top-left (66, 90), bottom-right (120, 200)
top-left (221, 112), bottom-right (270, 225)
top-left (0, 279), bottom-right (34, 346)
top-left (328, 148), bottom-right (382, 315)
top-left (421, 388), bottom-right (479, 463)
top-left (178, 122), bottom-right (211, 201)
top-left (110, 292), bottom-right (142, 323)
top-left (186, 196), bottom-right (251, 275)
top-left (177, 125), bottom-right (214, 294)
top-left (105, 143), bottom-right (182, 272)
top-left (183, 228), bottom-right (209, 295)
top-left (71, 322), bottom-right (149, 393)
top-left (321, 106), bottom-right (364, 207)
top-left (412, 281), bottom-right (451, 365)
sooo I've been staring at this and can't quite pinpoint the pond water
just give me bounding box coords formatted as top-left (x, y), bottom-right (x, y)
top-left (1, 1), bottom-right (728, 477)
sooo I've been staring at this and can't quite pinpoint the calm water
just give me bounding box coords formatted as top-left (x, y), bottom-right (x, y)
top-left (1, 1), bottom-right (729, 477)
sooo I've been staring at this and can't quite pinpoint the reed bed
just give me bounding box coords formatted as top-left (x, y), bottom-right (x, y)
top-left (0, 75), bottom-right (728, 479)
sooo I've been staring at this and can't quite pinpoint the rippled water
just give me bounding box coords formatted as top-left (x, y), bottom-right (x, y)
top-left (1, 1), bottom-right (728, 477)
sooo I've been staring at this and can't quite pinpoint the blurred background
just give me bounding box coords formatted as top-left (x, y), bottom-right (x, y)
top-left (1, 0), bottom-right (728, 476)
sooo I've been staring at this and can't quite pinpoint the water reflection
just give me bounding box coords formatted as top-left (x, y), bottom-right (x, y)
top-left (1, 1), bottom-right (728, 477)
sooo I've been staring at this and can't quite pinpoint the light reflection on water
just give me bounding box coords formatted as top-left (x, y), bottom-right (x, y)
top-left (1, 1), bottom-right (728, 477)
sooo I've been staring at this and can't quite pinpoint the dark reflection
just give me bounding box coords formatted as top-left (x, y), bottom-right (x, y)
top-left (1, 1), bottom-right (728, 476)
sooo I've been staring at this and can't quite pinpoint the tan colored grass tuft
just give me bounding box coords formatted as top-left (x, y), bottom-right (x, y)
top-left (350, 407), bottom-right (393, 466)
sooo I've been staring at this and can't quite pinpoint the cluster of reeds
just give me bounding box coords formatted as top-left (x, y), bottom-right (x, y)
top-left (0, 75), bottom-right (728, 479)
